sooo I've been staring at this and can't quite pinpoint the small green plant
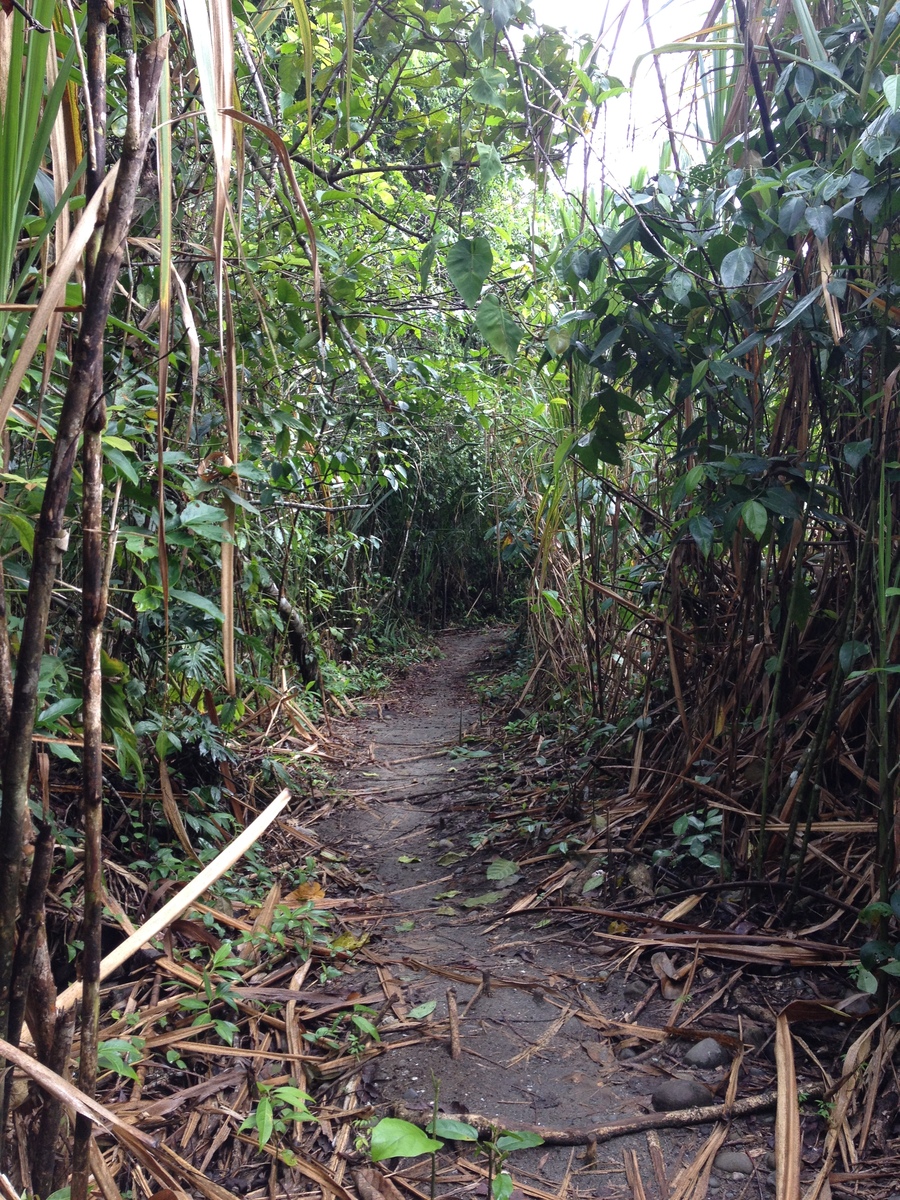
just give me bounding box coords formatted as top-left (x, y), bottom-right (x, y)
top-left (653, 808), bottom-right (728, 875)
top-left (97, 1037), bottom-right (145, 1081)
top-left (240, 1083), bottom-right (316, 1149)
top-left (303, 1004), bottom-right (381, 1057)
top-left (852, 891), bottom-right (900, 995)
top-left (369, 1115), bottom-right (543, 1200)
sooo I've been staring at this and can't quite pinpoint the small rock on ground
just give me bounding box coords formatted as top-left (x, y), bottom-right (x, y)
top-left (651, 1079), bottom-right (714, 1112)
top-left (684, 1037), bottom-right (731, 1068)
top-left (713, 1150), bottom-right (754, 1175)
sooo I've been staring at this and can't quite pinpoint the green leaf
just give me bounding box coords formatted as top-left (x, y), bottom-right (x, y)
top-left (482, 0), bottom-right (518, 31)
top-left (420, 234), bottom-right (440, 291)
top-left (257, 1095), bottom-right (274, 1148)
top-left (37, 697), bottom-right (81, 726)
top-left (486, 858), bottom-right (518, 880)
top-left (856, 966), bottom-right (879, 993)
top-left (741, 499), bottom-right (768, 540)
top-left (805, 204), bottom-right (832, 239)
top-left (476, 294), bottom-right (522, 361)
top-left (663, 271), bottom-right (692, 305)
top-left (462, 891), bottom-right (504, 908)
top-left (720, 247), bottom-right (754, 288)
top-left (370, 1118), bottom-right (442, 1162)
top-left (428, 1118), bottom-right (478, 1141)
top-left (884, 74), bottom-right (900, 111)
top-left (839, 640), bottom-right (869, 673)
top-left (0, 509), bottom-right (34, 556)
top-left (688, 514), bottom-right (714, 558)
top-left (447, 236), bottom-right (493, 307)
top-left (779, 196), bottom-right (807, 236)
top-left (843, 439), bottom-right (871, 469)
top-left (860, 940), bottom-right (894, 972)
top-left (179, 499), bottom-right (227, 527)
top-left (476, 141), bottom-right (504, 185)
top-left (408, 1000), bottom-right (437, 1020)
top-left (891, 891), bottom-right (900, 921)
top-left (858, 902), bottom-right (893, 924)
top-left (170, 589), bottom-right (225, 623)
top-left (471, 65), bottom-right (508, 108)
top-left (133, 587), bottom-right (163, 613)
top-left (496, 1130), bottom-right (545, 1152)
top-left (492, 1174), bottom-right (514, 1200)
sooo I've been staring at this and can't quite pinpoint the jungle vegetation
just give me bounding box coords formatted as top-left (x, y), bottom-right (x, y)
top-left (2, 0), bottom-right (900, 1189)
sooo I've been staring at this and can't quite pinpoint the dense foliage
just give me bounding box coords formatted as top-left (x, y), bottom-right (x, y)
top-left (5, 0), bottom-right (900, 1187)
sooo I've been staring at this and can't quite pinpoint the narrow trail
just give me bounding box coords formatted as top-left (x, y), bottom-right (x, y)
top-left (313, 630), bottom-right (779, 1198)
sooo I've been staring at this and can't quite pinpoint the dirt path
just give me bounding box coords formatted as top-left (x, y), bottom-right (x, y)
top-left (313, 630), bottom-right (778, 1198)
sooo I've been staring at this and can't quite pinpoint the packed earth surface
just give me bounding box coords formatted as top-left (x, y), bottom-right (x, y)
top-left (302, 630), bottom-right (896, 1200)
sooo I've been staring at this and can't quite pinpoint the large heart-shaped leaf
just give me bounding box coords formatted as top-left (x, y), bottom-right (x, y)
top-left (447, 236), bottom-right (493, 307)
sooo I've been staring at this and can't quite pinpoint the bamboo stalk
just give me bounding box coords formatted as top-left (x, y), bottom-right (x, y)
top-left (56, 788), bottom-right (291, 1012)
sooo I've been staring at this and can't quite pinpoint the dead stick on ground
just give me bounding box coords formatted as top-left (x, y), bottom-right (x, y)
top-left (397, 1084), bottom-right (826, 1146)
top-left (56, 789), bottom-right (291, 1011)
top-left (447, 987), bottom-right (461, 1059)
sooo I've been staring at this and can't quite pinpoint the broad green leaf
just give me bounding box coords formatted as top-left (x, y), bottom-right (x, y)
top-left (170, 588), bottom-right (225, 623)
top-left (476, 141), bottom-right (504, 184)
top-left (546, 326), bottom-right (571, 356)
top-left (486, 858), bottom-right (518, 880)
top-left (741, 499), bottom-right (768, 541)
top-left (408, 1000), bottom-right (437, 1020)
top-left (777, 194), bottom-right (806, 234)
top-left (370, 1118), bottom-right (442, 1162)
top-left (476, 294), bottom-right (522, 361)
top-left (858, 902), bottom-right (893, 924)
top-left (133, 587), bottom-right (163, 613)
top-left (663, 271), bottom-right (692, 305)
top-left (482, 0), bottom-right (518, 32)
top-left (805, 204), bottom-right (832, 239)
top-left (492, 1174), bottom-right (514, 1200)
top-left (719, 247), bottom-right (754, 288)
top-left (496, 1130), bottom-right (545, 1152)
top-left (688, 514), bottom-right (714, 558)
top-left (428, 1118), bottom-right (478, 1141)
top-left (839, 640), bottom-right (868, 673)
top-left (447, 237), bottom-right (493, 307)
top-left (471, 65), bottom-right (508, 108)
top-left (0, 509), bottom-right (34, 555)
top-left (37, 697), bottom-right (82, 726)
top-left (180, 500), bottom-right (227, 527)
top-left (462, 891), bottom-right (504, 908)
top-left (884, 74), bottom-right (900, 111)
top-left (843, 439), bottom-right (871, 469)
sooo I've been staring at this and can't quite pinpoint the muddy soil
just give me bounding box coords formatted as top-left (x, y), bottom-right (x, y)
top-left (311, 631), bottom-right (794, 1199)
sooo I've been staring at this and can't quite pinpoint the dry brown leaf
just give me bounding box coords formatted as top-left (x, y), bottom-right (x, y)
top-left (775, 1014), bottom-right (801, 1200)
top-left (353, 1167), bottom-right (406, 1200)
top-left (158, 758), bottom-right (199, 862)
top-left (285, 881), bottom-right (326, 903)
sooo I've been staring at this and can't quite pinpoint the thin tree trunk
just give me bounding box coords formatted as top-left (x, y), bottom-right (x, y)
top-left (0, 27), bottom-right (168, 1155)
top-left (70, 1), bottom-right (111, 1194)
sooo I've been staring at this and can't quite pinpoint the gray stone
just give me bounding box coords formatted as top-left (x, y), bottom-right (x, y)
top-left (765, 1152), bottom-right (776, 1170)
top-left (713, 1150), bottom-right (753, 1176)
top-left (684, 1037), bottom-right (731, 1068)
top-left (651, 1078), bottom-right (714, 1112)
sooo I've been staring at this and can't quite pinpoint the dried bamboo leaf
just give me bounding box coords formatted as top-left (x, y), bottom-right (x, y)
top-left (775, 1013), bottom-right (800, 1200)
top-left (0, 162), bottom-right (120, 434)
top-left (56, 788), bottom-right (291, 1010)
